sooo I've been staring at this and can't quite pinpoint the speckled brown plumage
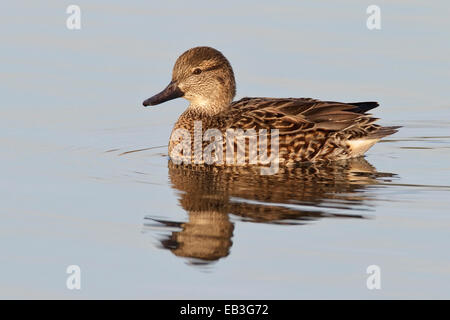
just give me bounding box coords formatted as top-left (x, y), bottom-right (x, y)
top-left (143, 46), bottom-right (399, 166)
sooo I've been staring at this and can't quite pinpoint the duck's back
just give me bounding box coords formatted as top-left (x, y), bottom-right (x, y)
top-left (169, 97), bottom-right (399, 165)
top-left (224, 97), bottom-right (398, 163)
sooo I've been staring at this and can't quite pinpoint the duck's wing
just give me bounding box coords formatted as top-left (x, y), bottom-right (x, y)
top-left (228, 97), bottom-right (394, 138)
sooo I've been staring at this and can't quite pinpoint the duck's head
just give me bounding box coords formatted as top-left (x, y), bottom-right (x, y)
top-left (143, 46), bottom-right (236, 113)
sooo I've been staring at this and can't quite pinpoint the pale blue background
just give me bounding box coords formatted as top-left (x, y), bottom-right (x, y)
top-left (1, 0), bottom-right (449, 298)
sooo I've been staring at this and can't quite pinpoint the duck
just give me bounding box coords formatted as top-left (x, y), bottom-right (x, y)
top-left (143, 46), bottom-right (399, 167)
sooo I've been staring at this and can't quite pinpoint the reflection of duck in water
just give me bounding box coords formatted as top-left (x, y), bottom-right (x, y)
top-left (144, 158), bottom-right (396, 265)
top-left (150, 211), bottom-right (233, 266)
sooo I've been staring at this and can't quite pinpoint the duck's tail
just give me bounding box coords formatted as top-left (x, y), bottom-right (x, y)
top-left (346, 126), bottom-right (401, 157)
top-left (348, 101), bottom-right (379, 114)
top-left (367, 125), bottom-right (402, 139)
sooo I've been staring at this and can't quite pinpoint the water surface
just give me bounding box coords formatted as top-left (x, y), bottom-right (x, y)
top-left (1, 1), bottom-right (450, 299)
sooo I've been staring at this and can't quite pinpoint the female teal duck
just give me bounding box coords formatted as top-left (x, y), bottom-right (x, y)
top-left (143, 46), bottom-right (399, 166)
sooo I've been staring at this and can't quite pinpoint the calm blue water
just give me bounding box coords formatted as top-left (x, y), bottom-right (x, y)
top-left (1, 1), bottom-right (449, 299)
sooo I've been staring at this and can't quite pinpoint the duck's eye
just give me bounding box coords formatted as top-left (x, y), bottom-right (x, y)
top-left (193, 68), bottom-right (202, 75)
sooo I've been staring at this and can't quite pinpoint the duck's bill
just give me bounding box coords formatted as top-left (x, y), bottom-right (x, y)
top-left (143, 81), bottom-right (184, 106)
